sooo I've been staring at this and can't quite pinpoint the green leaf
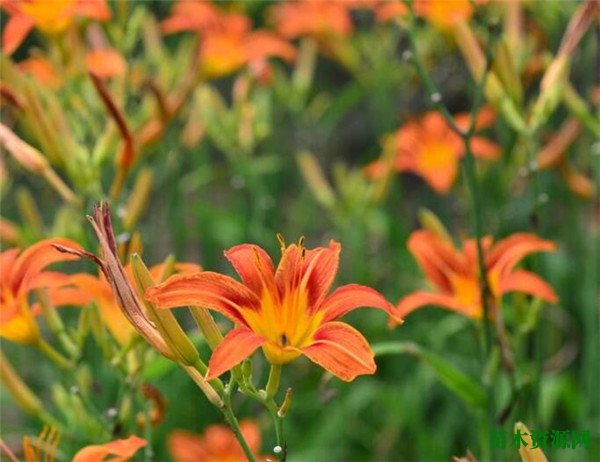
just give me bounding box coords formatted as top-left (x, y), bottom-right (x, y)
top-left (373, 341), bottom-right (487, 409)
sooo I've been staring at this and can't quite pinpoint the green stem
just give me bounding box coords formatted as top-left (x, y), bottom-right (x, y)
top-left (234, 366), bottom-right (287, 460)
top-left (405, 15), bottom-right (502, 460)
top-left (461, 137), bottom-right (493, 354)
top-left (406, 14), bottom-right (495, 354)
top-left (266, 399), bottom-right (286, 461)
top-left (37, 339), bottom-right (73, 369)
top-left (37, 290), bottom-right (80, 359)
top-left (265, 364), bottom-right (282, 399)
top-left (221, 401), bottom-right (257, 462)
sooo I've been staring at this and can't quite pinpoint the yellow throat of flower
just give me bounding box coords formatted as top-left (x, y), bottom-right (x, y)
top-left (242, 285), bottom-right (324, 365)
top-left (20, 0), bottom-right (78, 34)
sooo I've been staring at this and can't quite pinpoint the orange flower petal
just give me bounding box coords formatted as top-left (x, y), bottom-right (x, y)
top-left (364, 159), bottom-right (388, 179)
top-left (75, 0), bottom-right (111, 21)
top-left (2, 14), bottom-right (34, 55)
top-left (272, 1), bottom-right (353, 39)
top-left (86, 49), bottom-right (127, 79)
top-left (376, 1), bottom-right (408, 22)
top-left (168, 430), bottom-right (212, 462)
top-left (9, 238), bottom-right (82, 291)
top-left (26, 270), bottom-right (72, 290)
top-left (0, 249), bottom-right (20, 286)
top-left (454, 106), bottom-right (495, 132)
top-left (470, 136), bottom-right (501, 159)
top-left (238, 420), bottom-right (261, 455)
top-left (417, 153), bottom-right (458, 194)
top-left (301, 240), bottom-right (340, 307)
top-left (206, 327), bottom-right (265, 380)
top-left (487, 233), bottom-right (556, 276)
top-left (224, 244), bottom-right (275, 297)
top-left (300, 321), bottom-right (376, 381)
top-left (319, 283), bottom-right (396, 323)
top-left (45, 285), bottom-right (93, 307)
top-left (395, 290), bottom-right (472, 319)
top-left (499, 270), bottom-right (558, 304)
top-left (244, 31), bottom-right (296, 63)
top-left (161, 0), bottom-right (220, 34)
top-left (72, 435), bottom-right (146, 462)
top-left (414, 0), bottom-right (474, 29)
top-left (18, 57), bottom-right (62, 88)
top-left (169, 420), bottom-right (261, 462)
top-left (407, 230), bottom-right (464, 293)
top-left (145, 272), bottom-right (260, 326)
top-left (275, 243), bottom-right (303, 292)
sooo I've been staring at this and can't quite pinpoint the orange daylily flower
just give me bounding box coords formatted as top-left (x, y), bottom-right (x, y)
top-left (18, 57), bottom-right (62, 89)
top-left (413, 0), bottom-right (477, 29)
top-left (375, 1), bottom-right (409, 23)
top-left (0, 238), bottom-right (81, 344)
top-left (375, 0), bottom-right (481, 28)
top-left (366, 108), bottom-right (500, 194)
top-left (60, 262), bottom-right (200, 346)
top-left (85, 49), bottom-right (127, 79)
top-left (395, 230), bottom-right (558, 320)
top-left (169, 420), bottom-right (262, 462)
top-left (162, 0), bottom-right (296, 79)
top-left (72, 435), bottom-right (146, 462)
top-left (146, 238), bottom-right (400, 382)
top-left (0, 0), bottom-right (111, 55)
top-left (270, 0), bottom-right (354, 39)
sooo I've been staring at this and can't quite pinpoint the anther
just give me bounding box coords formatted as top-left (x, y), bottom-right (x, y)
top-left (276, 233), bottom-right (286, 254)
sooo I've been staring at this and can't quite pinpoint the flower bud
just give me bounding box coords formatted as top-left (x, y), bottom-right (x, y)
top-left (418, 208), bottom-right (452, 242)
top-left (189, 306), bottom-right (223, 351)
top-left (130, 254), bottom-right (200, 367)
top-left (296, 151), bottom-right (336, 209)
top-left (514, 422), bottom-right (548, 462)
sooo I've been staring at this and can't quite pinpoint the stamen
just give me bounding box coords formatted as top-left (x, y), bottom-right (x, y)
top-left (276, 233), bottom-right (286, 254)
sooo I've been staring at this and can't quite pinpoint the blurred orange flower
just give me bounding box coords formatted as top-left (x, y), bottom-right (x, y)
top-left (375, 1), bottom-right (409, 23)
top-left (18, 57), bottom-right (62, 89)
top-left (85, 49), bottom-right (127, 79)
top-left (366, 108), bottom-right (500, 194)
top-left (61, 262), bottom-right (200, 346)
top-left (375, 0), bottom-right (479, 27)
top-left (72, 435), bottom-right (146, 462)
top-left (271, 0), bottom-right (354, 39)
top-left (0, 0), bottom-right (111, 55)
top-left (395, 230), bottom-right (558, 320)
top-left (169, 420), bottom-right (262, 462)
top-left (414, 0), bottom-right (477, 29)
top-left (162, 0), bottom-right (295, 79)
top-left (0, 238), bottom-right (81, 344)
top-left (146, 237), bottom-right (400, 381)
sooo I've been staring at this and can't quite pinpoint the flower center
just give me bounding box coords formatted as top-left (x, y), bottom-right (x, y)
top-left (241, 286), bottom-right (324, 365)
